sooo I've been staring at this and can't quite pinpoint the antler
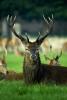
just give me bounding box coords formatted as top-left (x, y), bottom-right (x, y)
top-left (43, 14), bottom-right (54, 33)
top-left (7, 15), bottom-right (28, 44)
top-left (36, 32), bottom-right (49, 45)
top-left (7, 15), bottom-right (16, 28)
top-left (36, 14), bottom-right (54, 45)
top-left (54, 51), bottom-right (62, 61)
top-left (44, 54), bottom-right (51, 60)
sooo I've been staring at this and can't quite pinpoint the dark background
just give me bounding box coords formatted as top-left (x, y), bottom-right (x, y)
top-left (0, 0), bottom-right (67, 20)
top-left (0, 0), bottom-right (67, 37)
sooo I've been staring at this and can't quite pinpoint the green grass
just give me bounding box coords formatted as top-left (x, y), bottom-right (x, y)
top-left (6, 52), bottom-right (67, 73)
top-left (6, 53), bottom-right (23, 72)
top-left (0, 52), bottom-right (67, 100)
top-left (40, 52), bottom-right (67, 67)
top-left (0, 81), bottom-right (67, 100)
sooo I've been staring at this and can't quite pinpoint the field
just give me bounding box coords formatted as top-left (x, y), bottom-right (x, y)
top-left (0, 52), bottom-right (67, 100)
top-left (7, 52), bottom-right (67, 72)
top-left (1, 81), bottom-right (67, 100)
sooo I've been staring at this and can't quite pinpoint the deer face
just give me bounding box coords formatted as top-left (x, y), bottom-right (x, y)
top-left (25, 42), bottom-right (39, 62)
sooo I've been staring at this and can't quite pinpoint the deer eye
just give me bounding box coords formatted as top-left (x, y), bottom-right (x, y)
top-left (36, 49), bottom-right (39, 53)
top-left (25, 48), bottom-right (29, 50)
top-left (25, 47), bottom-right (29, 50)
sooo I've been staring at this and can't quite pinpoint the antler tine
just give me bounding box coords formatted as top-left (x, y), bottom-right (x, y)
top-left (44, 54), bottom-right (50, 60)
top-left (10, 16), bottom-right (16, 26)
top-left (12, 16), bottom-right (16, 25)
top-left (7, 15), bottom-right (10, 21)
top-left (14, 16), bottom-right (16, 21)
top-left (48, 17), bottom-right (53, 22)
top-left (58, 50), bottom-right (62, 58)
top-left (7, 15), bottom-right (16, 27)
top-left (52, 14), bottom-right (53, 19)
top-left (54, 50), bottom-right (62, 61)
top-left (36, 32), bottom-right (41, 42)
top-left (43, 14), bottom-right (49, 25)
top-left (48, 14), bottom-right (54, 21)
top-left (25, 33), bottom-right (29, 43)
top-left (10, 16), bottom-right (12, 23)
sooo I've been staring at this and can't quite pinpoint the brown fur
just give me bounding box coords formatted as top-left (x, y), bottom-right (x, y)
top-left (6, 70), bottom-right (23, 80)
top-left (62, 42), bottom-right (67, 52)
top-left (8, 15), bottom-right (64, 84)
top-left (47, 59), bottom-right (60, 66)
top-left (7, 15), bottom-right (67, 84)
top-left (0, 54), bottom-right (7, 80)
top-left (40, 64), bottom-right (67, 84)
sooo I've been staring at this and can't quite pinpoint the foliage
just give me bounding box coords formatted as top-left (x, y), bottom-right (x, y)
top-left (0, 0), bottom-right (67, 20)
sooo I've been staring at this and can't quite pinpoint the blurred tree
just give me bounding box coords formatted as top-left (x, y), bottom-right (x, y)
top-left (0, 0), bottom-right (67, 20)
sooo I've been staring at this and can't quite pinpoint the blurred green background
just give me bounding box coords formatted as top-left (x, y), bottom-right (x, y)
top-left (0, 0), bottom-right (67, 20)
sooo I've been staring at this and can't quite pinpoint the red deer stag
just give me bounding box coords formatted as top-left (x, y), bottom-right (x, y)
top-left (44, 51), bottom-right (62, 66)
top-left (6, 14), bottom-right (55, 84)
top-left (7, 15), bottom-right (67, 85)
top-left (7, 15), bottom-right (67, 84)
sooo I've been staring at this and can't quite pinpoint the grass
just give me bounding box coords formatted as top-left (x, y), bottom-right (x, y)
top-left (6, 52), bottom-right (67, 73)
top-left (0, 81), bottom-right (67, 100)
top-left (0, 52), bottom-right (67, 100)
top-left (6, 53), bottom-right (23, 72)
top-left (40, 52), bottom-right (67, 67)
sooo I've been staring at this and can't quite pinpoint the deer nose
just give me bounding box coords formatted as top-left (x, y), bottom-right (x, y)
top-left (30, 54), bottom-right (37, 61)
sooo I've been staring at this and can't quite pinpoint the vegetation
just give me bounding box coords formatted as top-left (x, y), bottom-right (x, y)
top-left (7, 53), bottom-right (23, 72)
top-left (0, 80), bottom-right (67, 100)
top-left (0, 0), bottom-right (67, 20)
top-left (6, 52), bottom-right (67, 73)
top-left (0, 52), bottom-right (67, 100)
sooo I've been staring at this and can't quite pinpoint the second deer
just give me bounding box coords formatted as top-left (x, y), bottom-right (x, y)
top-left (44, 51), bottom-right (62, 66)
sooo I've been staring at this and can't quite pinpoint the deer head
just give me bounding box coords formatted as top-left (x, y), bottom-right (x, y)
top-left (7, 15), bottom-right (54, 63)
top-left (44, 51), bottom-right (62, 65)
